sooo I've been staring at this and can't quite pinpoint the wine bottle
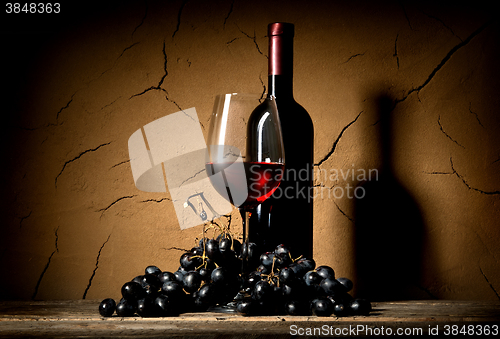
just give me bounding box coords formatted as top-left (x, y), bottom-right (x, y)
top-left (249, 22), bottom-right (314, 259)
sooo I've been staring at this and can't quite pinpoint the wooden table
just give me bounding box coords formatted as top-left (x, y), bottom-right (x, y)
top-left (0, 300), bottom-right (499, 338)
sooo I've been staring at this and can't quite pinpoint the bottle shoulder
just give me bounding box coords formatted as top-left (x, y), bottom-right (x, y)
top-left (249, 96), bottom-right (314, 135)
top-left (276, 99), bottom-right (313, 130)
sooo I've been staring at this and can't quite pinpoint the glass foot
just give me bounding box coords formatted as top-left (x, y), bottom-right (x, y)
top-left (207, 303), bottom-right (238, 313)
top-left (207, 291), bottom-right (248, 313)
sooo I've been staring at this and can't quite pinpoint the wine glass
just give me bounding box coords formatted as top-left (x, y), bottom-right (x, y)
top-left (205, 93), bottom-right (285, 309)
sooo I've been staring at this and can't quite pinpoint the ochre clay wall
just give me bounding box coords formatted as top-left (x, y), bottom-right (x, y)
top-left (2, 0), bottom-right (499, 301)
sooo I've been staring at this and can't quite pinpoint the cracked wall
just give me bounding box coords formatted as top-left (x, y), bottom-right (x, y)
top-left (1, 0), bottom-right (499, 301)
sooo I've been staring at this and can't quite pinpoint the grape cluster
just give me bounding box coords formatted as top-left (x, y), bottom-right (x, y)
top-left (98, 237), bottom-right (371, 318)
top-left (235, 244), bottom-right (371, 317)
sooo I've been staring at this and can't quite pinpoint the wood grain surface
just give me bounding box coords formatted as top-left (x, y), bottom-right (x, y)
top-left (0, 300), bottom-right (499, 338)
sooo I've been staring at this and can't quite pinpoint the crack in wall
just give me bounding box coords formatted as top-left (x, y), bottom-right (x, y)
top-left (314, 111), bottom-right (363, 167)
top-left (19, 211), bottom-right (32, 229)
top-left (223, 0), bottom-right (234, 28)
top-left (97, 195), bottom-right (137, 218)
top-left (479, 266), bottom-right (500, 300)
top-left (393, 33), bottom-right (400, 69)
top-left (311, 182), bottom-right (355, 223)
top-left (55, 142), bottom-right (112, 188)
top-left (110, 159), bottom-right (130, 169)
top-left (424, 158), bottom-right (500, 195)
top-left (437, 115), bottom-right (465, 148)
top-left (55, 41), bottom-right (139, 123)
top-left (422, 170), bottom-right (453, 175)
top-left (129, 41), bottom-right (171, 101)
top-left (399, 1), bottom-right (413, 30)
top-left (422, 11), bottom-right (462, 42)
top-left (100, 96), bottom-right (122, 111)
top-left (237, 27), bottom-right (264, 55)
top-left (158, 41), bottom-right (168, 88)
top-left (82, 233), bottom-right (111, 299)
top-left (172, 0), bottom-right (189, 39)
top-left (423, 157), bottom-right (500, 195)
top-left (396, 20), bottom-right (491, 105)
top-left (132, 0), bottom-right (148, 37)
top-left (333, 200), bottom-right (354, 223)
top-left (95, 42), bottom-right (141, 82)
top-left (117, 42), bottom-right (140, 61)
top-left (166, 93), bottom-right (183, 111)
top-left (163, 246), bottom-right (190, 252)
top-left (473, 230), bottom-right (499, 271)
top-left (179, 168), bottom-right (205, 187)
top-left (130, 85), bottom-right (167, 98)
top-left (468, 103), bottom-right (484, 128)
top-left (56, 93), bottom-right (76, 121)
top-left (341, 52), bottom-right (366, 64)
top-left (259, 74), bottom-right (266, 99)
top-left (226, 37), bottom-right (239, 45)
top-left (32, 226), bottom-right (59, 300)
top-left (449, 157), bottom-right (500, 195)
top-left (141, 197), bottom-right (171, 203)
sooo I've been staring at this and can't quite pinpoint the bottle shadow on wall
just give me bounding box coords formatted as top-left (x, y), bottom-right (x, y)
top-left (353, 94), bottom-right (430, 301)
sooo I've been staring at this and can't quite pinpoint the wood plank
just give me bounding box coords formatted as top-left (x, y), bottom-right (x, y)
top-left (0, 300), bottom-right (499, 338)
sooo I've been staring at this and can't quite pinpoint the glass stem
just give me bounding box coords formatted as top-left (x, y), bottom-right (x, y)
top-left (240, 208), bottom-right (251, 275)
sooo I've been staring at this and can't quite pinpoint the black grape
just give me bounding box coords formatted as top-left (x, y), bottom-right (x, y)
top-left (349, 299), bottom-right (372, 316)
top-left (320, 277), bottom-right (343, 296)
top-left (285, 300), bottom-right (309, 316)
top-left (183, 271), bottom-right (202, 293)
top-left (121, 281), bottom-right (145, 302)
top-left (205, 238), bottom-right (220, 261)
top-left (210, 267), bottom-right (227, 285)
top-left (316, 265), bottom-right (335, 280)
top-left (278, 267), bottom-right (295, 285)
top-left (145, 265), bottom-right (162, 276)
top-left (161, 281), bottom-right (185, 302)
top-left (98, 298), bottom-right (116, 317)
top-left (116, 298), bottom-right (136, 317)
top-left (251, 280), bottom-right (273, 301)
top-left (303, 271), bottom-right (322, 287)
top-left (158, 271), bottom-right (176, 284)
top-left (179, 253), bottom-right (198, 271)
top-left (236, 299), bottom-right (256, 316)
top-left (137, 297), bottom-right (157, 317)
top-left (310, 298), bottom-right (333, 317)
top-left (333, 302), bottom-right (349, 317)
top-left (154, 294), bottom-right (178, 316)
top-left (337, 277), bottom-right (353, 292)
top-left (297, 258), bottom-right (316, 272)
top-left (274, 244), bottom-right (290, 257)
top-left (198, 267), bottom-right (212, 282)
top-left (260, 252), bottom-right (274, 267)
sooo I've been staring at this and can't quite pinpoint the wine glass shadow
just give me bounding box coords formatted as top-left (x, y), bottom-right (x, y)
top-left (353, 94), bottom-right (429, 301)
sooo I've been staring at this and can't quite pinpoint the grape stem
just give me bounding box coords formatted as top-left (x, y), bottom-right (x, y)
top-left (260, 253), bottom-right (303, 287)
top-left (261, 256), bottom-right (280, 287)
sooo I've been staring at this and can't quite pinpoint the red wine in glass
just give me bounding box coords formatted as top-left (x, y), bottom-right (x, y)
top-left (205, 161), bottom-right (284, 210)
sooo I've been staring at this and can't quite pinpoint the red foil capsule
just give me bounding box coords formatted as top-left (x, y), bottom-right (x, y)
top-left (268, 22), bottom-right (294, 76)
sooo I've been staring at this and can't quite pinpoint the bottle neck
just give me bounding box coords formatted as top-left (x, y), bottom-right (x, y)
top-left (268, 33), bottom-right (294, 99)
top-left (268, 75), bottom-right (294, 99)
